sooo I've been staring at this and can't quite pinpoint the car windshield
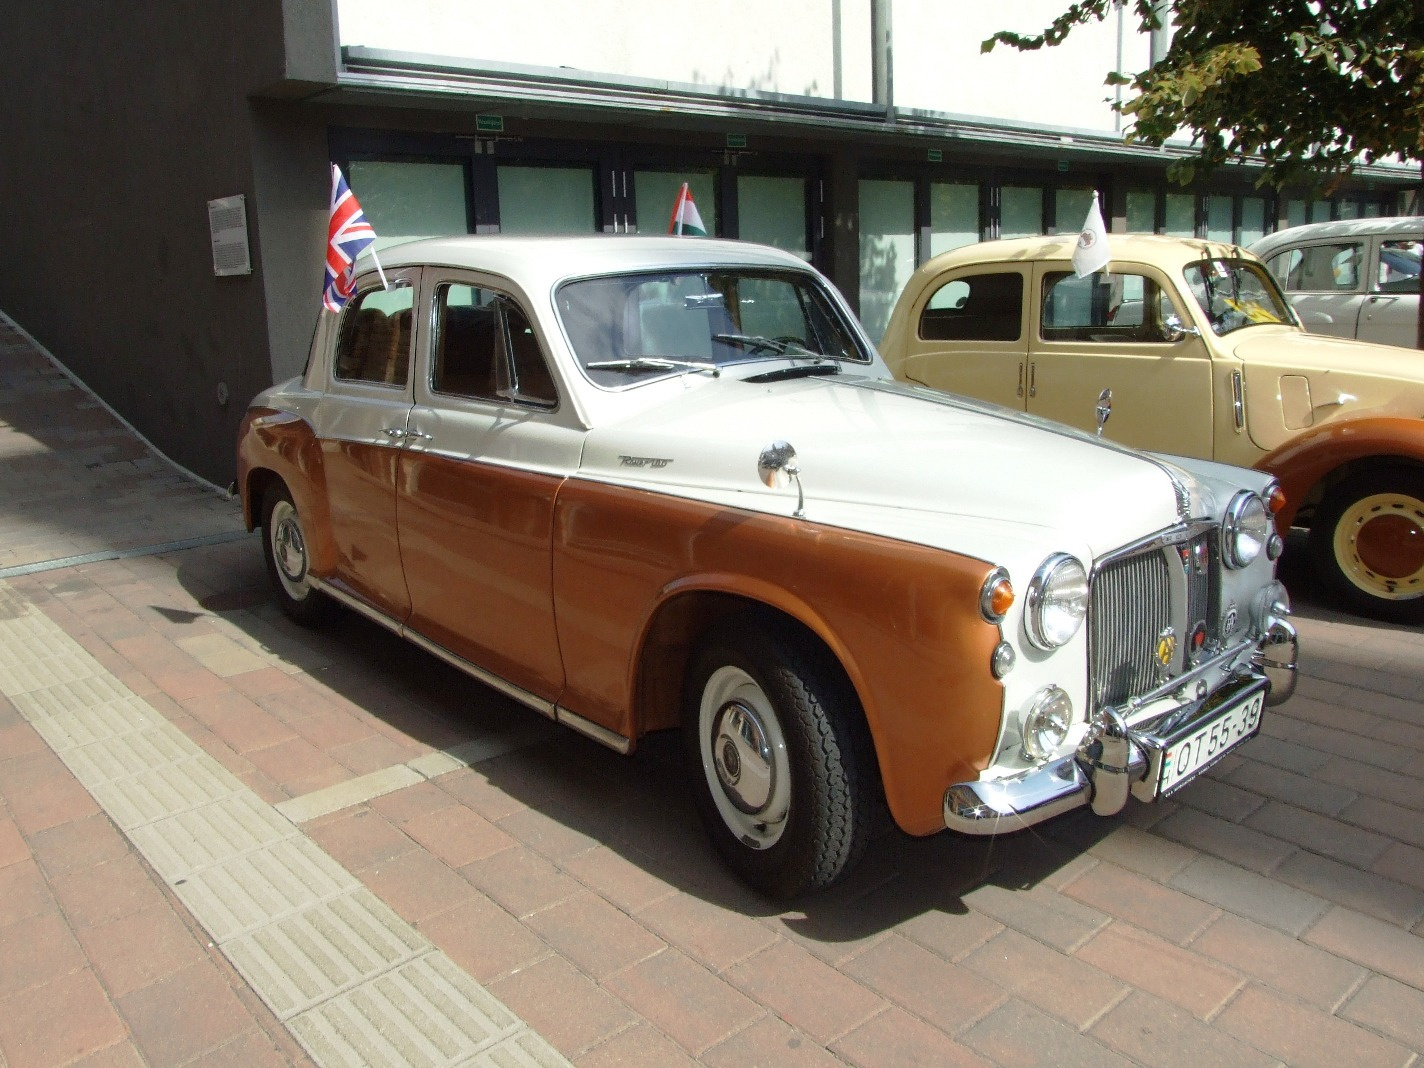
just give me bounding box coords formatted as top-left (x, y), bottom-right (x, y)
top-left (556, 268), bottom-right (871, 387)
top-left (1182, 258), bottom-right (1294, 336)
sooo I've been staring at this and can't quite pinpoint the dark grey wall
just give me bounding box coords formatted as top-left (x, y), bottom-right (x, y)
top-left (0, 1), bottom-right (336, 485)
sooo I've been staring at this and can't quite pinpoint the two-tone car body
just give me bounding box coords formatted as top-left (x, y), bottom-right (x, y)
top-left (238, 234), bottom-right (1296, 896)
top-left (881, 233), bottom-right (1424, 623)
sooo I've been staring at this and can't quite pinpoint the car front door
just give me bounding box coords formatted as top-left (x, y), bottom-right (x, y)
top-left (397, 274), bottom-right (579, 703)
top-left (890, 268), bottom-right (1030, 411)
top-left (1026, 265), bottom-right (1215, 457)
top-left (309, 271), bottom-right (419, 619)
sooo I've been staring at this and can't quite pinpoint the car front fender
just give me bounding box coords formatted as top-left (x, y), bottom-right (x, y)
top-left (1254, 414), bottom-right (1424, 530)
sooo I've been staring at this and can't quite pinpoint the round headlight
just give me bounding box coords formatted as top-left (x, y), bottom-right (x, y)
top-left (1022, 686), bottom-right (1073, 761)
top-left (1223, 491), bottom-right (1270, 568)
top-left (1024, 554), bottom-right (1089, 650)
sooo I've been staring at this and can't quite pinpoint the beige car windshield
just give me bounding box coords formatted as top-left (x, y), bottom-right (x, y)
top-left (1182, 259), bottom-right (1293, 336)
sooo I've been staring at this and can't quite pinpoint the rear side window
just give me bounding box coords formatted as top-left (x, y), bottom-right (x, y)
top-left (919, 273), bottom-right (1023, 341)
top-left (333, 283), bottom-right (415, 386)
top-left (1377, 240), bottom-right (1421, 294)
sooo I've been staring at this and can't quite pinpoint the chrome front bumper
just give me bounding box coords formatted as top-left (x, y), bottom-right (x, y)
top-left (944, 618), bottom-right (1298, 836)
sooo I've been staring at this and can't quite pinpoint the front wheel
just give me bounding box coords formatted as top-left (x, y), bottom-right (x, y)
top-left (261, 482), bottom-right (335, 626)
top-left (1310, 467), bottom-right (1424, 624)
top-left (682, 614), bottom-right (874, 898)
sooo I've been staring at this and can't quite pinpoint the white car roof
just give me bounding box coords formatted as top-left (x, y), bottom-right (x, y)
top-left (1249, 216), bottom-right (1423, 257)
top-left (371, 234), bottom-right (816, 291)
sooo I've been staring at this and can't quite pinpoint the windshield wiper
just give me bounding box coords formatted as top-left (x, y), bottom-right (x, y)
top-left (712, 333), bottom-right (815, 357)
top-left (744, 363), bottom-right (842, 383)
top-left (585, 356), bottom-right (720, 376)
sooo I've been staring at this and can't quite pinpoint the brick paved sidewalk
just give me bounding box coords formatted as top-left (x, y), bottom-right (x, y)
top-left (2, 310), bottom-right (1423, 1068)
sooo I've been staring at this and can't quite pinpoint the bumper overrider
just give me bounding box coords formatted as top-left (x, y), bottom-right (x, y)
top-left (943, 615), bottom-right (1298, 835)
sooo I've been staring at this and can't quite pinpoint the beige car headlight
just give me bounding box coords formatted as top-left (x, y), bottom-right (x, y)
top-left (1024, 554), bottom-right (1089, 650)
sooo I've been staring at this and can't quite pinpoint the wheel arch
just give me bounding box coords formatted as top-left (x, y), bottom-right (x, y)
top-left (236, 409), bottom-right (336, 573)
top-left (1254, 416), bottom-right (1424, 531)
top-left (630, 580), bottom-right (874, 745)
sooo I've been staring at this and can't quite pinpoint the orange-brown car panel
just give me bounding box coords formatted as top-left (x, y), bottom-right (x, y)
top-left (236, 409), bottom-right (338, 575)
top-left (1256, 415), bottom-right (1424, 530)
top-left (397, 451), bottom-right (565, 701)
top-left (552, 479), bottom-right (1004, 836)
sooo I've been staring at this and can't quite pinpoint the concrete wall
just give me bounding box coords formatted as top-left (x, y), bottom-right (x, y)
top-left (0, 1), bottom-right (335, 485)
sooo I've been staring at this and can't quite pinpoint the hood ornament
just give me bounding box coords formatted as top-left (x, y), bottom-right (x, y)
top-left (1095, 388), bottom-right (1113, 437)
top-left (757, 441), bottom-right (805, 518)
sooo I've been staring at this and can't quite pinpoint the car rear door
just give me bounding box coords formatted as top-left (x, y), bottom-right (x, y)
top-left (309, 270), bottom-right (420, 620)
top-left (1359, 236), bottom-right (1421, 348)
top-left (888, 267), bottom-right (1030, 411)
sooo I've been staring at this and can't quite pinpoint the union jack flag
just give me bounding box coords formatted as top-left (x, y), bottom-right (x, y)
top-left (322, 165), bottom-right (377, 312)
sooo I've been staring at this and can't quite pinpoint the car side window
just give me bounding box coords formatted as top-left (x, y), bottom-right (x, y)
top-left (432, 283), bottom-right (557, 408)
top-left (1277, 242), bottom-right (1364, 292)
top-left (333, 282), bottom-right (415, 386)
top-left (1039, 271), bottom-right (1179, 343)
top-left (919, 272), bottom-right (1022, 341)
top-left (1377, 240), bottom-right (1421, 295)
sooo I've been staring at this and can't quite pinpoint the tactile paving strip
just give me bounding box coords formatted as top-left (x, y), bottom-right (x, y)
top-left (0, 579), bottom-right (571, 1068)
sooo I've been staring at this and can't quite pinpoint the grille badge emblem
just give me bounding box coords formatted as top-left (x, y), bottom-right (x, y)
top-left (1154, 627), bottom-right (1177, 676)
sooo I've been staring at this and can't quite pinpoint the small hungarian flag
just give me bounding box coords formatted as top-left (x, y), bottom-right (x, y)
top-left (668, 182), bottom-right (707, 237)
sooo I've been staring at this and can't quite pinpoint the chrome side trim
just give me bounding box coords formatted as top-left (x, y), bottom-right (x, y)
top-left (555, 709), bottom-right (634, 754)
top-left (1232, 371), bottom-right (1245, 430)
top-left (310, 574), bottom-right (634, 755)
top-left (309, 577), bottom-right (406, 637)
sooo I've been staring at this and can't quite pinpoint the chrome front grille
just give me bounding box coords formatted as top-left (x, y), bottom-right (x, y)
top-left (1090, 529), bottom-right (1221, 711)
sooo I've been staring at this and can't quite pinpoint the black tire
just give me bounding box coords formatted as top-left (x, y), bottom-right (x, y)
top-left (682, 613), bottom-right (874, 898)
top-left (1309, 466), bottom-right (1424, 624)
top-left (261, 482), bottom-right (336, 626)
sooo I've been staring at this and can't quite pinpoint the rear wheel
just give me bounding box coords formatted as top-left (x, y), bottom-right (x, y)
top-left (1310, 467), bottom-right (1424, 623)
top-left (682, 614), bottom-right (873, 898)
top-left (261, 482), bottom-right (335, 626)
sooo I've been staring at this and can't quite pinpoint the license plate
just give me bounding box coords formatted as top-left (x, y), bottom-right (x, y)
top-left (1157, 688), bottom-right (1265, 796)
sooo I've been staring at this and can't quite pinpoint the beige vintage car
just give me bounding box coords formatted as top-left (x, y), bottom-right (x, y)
top-left (881, 234), bottom-right (1424, 623)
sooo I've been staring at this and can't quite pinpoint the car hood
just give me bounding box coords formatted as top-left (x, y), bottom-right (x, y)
top-left (578, 372), bottom-right (1192, 561)
top-left (1229, 328), bottom-right (1424, 448)
top-left (1230, 327), bottom-right (1424, 390)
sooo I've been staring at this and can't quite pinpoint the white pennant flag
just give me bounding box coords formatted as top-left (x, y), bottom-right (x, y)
top-left (1072, 192), bottom-right (1111, 278)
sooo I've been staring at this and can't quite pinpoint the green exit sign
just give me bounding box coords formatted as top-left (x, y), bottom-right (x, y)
top-left (927, 148), bottom-right (943, 163)
top-left (726, 133), bottom-right (747, 149)
top-left (476, 114), bottom-right (505, 133)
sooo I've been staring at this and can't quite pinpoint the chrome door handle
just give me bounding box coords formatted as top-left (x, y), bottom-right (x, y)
top-left (406, 430), bottom-right (432, 441)
top-left (1028, 363), bottom-right (1037, 398)
top-left (380, 427), bottom-right (408, 439)
top-left (1017, 361), bottom-right (1025, 398)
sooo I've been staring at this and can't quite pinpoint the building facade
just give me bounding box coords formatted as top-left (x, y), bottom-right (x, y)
top-left (1, 0), bottom-right (1414, 483)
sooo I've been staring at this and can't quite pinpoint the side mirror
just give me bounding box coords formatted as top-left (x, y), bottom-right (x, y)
top-left (758, 441), bottom-right (806, 518)
top-left (1163, 314), bottom-right (1202, 342)
top-left (1095, 389), bottom-right (1112, 437)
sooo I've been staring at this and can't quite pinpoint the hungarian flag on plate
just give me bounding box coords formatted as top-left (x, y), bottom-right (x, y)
top-left (668, 182), bottom-right (707, 237)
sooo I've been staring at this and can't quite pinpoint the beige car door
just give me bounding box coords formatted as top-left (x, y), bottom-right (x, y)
top-left (889, 267), bottom-right (1030, 411)
top-left (1025, 265), bottom-right (1216, 457)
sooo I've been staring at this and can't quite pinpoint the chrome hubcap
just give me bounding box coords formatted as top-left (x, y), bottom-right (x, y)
top-left (270, 500), bottom-right (310, 598)
top-left (713, 701), bottom-right (775, 814)
top-left (698, 665), bottom-right (791, 849)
